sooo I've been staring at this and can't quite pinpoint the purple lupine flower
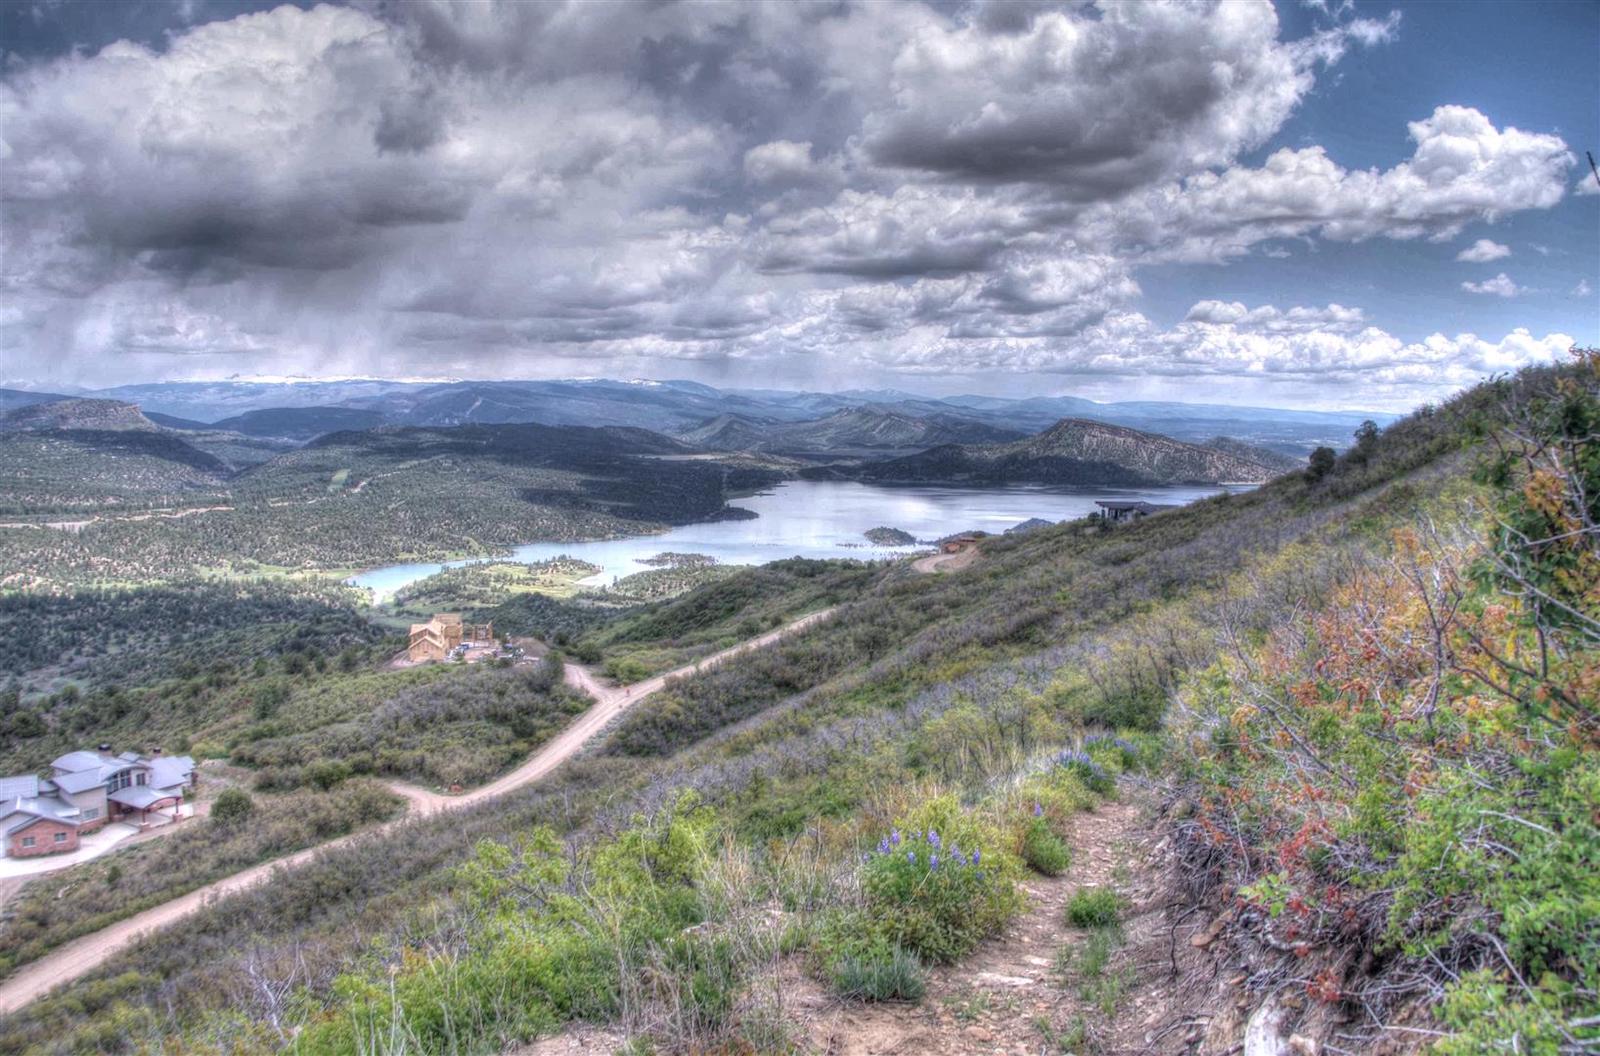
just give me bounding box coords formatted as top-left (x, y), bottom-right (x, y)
top-left (972, 849), bottom-right (982, 865)
top-left (861, 853), bottom-right (870, 863)
top-left (890, 829), bottom-right (901, 846)
top-left (929, 853), bottom-right (940, 869)
top-left (878, 838), bottom-right (891, 854)
top-left (907, 851), bottom-right (916, 863)
top-left (1034, 802), bottom-right (1044, 817)
top-left (928, 830), bottom-right (941, 849)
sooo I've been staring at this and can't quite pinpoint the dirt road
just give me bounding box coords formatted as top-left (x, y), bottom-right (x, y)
top-left (0, 607), bottom-right (837, 1016)
top-left (911, 545), bottom-right (980, 574)
top-left (390, 608), bottom-right (837, 814)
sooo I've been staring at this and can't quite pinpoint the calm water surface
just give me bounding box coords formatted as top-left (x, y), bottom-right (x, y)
top-left (348, 479), bottom-right (1242, 599)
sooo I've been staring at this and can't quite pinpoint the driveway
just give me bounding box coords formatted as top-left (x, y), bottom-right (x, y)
top-left (0, 823), bottom-right (141, 880)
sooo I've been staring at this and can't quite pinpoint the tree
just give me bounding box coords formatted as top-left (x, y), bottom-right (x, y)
top-left (1305, 446), bottom-right (1337, 482)
top-left (1348, 420), bottom-right (1380, 465)
top-left (212, 787), bottom-right (255, 826)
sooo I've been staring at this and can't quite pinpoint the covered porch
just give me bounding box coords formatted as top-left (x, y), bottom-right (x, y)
top-left (108, 786), bottom-right (186, 830)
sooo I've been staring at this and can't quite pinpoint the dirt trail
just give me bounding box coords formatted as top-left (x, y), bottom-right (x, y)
top-left (0, 608), bottom-right (837, 1016)
top-left (912, 546), bottom-right (979, 575)
top-left (789, 798), bottom-right (1153, 1056)
top-left (389, 608), bottom-right (837, 814)
top-left (514, 792), bottom-right (1160, 1056)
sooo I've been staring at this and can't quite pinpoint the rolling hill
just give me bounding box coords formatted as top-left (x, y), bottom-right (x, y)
top-left (837, 417), bottom-right (1297, 486)
top-left (0, 379), bottom-right (1393, 454)
top-left (679, 405), bottom-right (1025, 457)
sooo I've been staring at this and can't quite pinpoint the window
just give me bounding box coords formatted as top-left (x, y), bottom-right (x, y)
top-left (21, 836), bottom-right (34, 848)
top-left (108, 771), bottom-right (131, 793)
top-left (54, 831), bottom-right (67, 843)
top-left (82, 807), bottom-right (99, 820)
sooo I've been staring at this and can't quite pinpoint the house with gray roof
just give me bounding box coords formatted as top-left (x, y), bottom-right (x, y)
top-left (0, 746), bottom-right (196, 858)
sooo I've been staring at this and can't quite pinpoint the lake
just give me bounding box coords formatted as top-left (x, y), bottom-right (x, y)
top-left (347, 479), bottom-right (1243, 599)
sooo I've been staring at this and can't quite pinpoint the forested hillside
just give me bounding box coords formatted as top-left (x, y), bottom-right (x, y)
top-left (839, 416), bottom-right (1297, 486)
top-left (2, 356), bottom-right (1587, 1055)
top-left (0, 420), bottom-right (781, 590)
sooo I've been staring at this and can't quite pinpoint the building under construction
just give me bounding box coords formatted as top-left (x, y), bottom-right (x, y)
top-left (407, 613), bottom-right (495, 662)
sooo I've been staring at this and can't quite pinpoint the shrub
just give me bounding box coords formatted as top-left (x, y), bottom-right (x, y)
top-left (855, 796), bottom-right (1022, 964)
top-left (1065, 888), bottom-right (1124, 928)
top-left (603, 656), bottom-right (650, 684)
top-left (828, 944), bottom-right (926, 1002)
top-left (210, 787), bottom-right (253, 826)
top-left (1053, 749), bottom-right (1113, 795)
top-left (305, 758), bottom-right (351, 791)
top-left (1021, 817), bottom-right (1071, 876)
top-left (1082, 734), bottom-right (1139, 772)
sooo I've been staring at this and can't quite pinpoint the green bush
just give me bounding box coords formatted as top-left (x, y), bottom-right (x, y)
top-left (209, 787), bottom-right (253, 827)
top-left (1065, 888), bottom-right (1124, 928)
top-left (1021, 816), bottom-right (1071, 876)
top-left (603, 656), bottom-right (651, 684)
top-left (828, 944), bottom-right (926, 1002)
top-left (855, 796), bottom-right (1021, 964)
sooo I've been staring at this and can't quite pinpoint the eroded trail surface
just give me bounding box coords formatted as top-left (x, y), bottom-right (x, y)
top-left (514, 794), bottom-right (1166, 1056)
top-left (790, 798), bottom-right (1165, 1056)
top-left (0, 608), bottom-right (837, 1016)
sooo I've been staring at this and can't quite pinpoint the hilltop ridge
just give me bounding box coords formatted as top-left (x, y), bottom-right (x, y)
top-left (838, 416), bottom-right (1297, 485)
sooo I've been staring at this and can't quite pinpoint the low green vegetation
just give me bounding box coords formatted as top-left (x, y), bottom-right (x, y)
top-left (388, 558), bottom-right (602, 613)
top-left (0, 779), bottom-right (401, 976)
top-left (570, 557), bottom-right (878, 678)
top-left (1064, 888), bottom-right (1124, 929)
top-left (231, 656), bottom-right (582, 789)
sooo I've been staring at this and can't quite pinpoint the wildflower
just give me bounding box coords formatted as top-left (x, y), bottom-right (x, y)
top-left (972, 849), bottom-right (982, 865)
top-left (1034, 802), bottom-right (1043, 817)
top-left (861, 854), bottom-right (870, 863)
top-left (928, 829), bottom-right (941, 849)
top-left (930, 853), bottom-right (940, 869)
top-left (907, 851), bottom-right (916, 864)
top-left (890, 829), bottom-right (901, 846)
top-left (878, 837), bottom-right (890, 854)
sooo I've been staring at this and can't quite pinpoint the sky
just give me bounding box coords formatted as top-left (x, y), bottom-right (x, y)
top-left (0, 0), bottom-right (1595, 411)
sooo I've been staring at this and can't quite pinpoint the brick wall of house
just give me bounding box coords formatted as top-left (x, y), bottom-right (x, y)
top-left (8, 819), bottom-right (80, 857)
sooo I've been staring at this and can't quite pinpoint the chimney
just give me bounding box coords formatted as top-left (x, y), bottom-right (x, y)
top-left (97, 743), bottom-right (111, 753)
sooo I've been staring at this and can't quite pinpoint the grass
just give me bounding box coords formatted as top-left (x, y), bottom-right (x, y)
top-left (1065, 888), bottom-right (1124, 929)
top-left (828, 946), bottom-right (927, 1002)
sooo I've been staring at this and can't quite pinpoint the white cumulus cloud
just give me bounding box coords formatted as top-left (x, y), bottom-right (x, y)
top-left (1456, 239), bottom-right (1510, 263)
top-left (1461, 273), bottom-right (1525, 297)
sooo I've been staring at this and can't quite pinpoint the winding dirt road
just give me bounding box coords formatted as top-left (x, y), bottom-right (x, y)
top-left (0, 608), bottom-right (836, 1017)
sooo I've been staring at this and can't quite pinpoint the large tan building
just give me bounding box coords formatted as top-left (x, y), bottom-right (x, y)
top-left (407, 613), bottom-right (494, 662)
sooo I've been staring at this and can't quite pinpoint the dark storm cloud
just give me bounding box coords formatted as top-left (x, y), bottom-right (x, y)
top-left (0, 0), bottom-right (1581, 405)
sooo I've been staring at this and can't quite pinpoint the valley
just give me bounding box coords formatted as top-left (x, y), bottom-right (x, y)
top-left (0, 359), bottom-right (1593, 1056)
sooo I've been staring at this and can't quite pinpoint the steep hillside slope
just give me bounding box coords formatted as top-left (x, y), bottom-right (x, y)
top-left (847, 416), bottom-right (1290, 485)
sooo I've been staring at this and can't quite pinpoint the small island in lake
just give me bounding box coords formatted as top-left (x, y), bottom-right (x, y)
top-left (864, 526), bottom-right (917, 545)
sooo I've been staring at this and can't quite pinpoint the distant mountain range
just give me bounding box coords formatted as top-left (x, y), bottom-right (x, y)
top-left (0, 378), bottom-right (1391, 453)
top-left (0, 391), bottom-right (1311, 514)
top-left (819, 418), bottom-right (1300, 487)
